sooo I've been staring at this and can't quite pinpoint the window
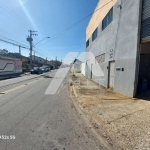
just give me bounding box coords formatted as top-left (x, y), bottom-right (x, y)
top-left (86, 40), bottom-right (89, 47)
top-left (92, 28), bottom-right (98, 41)
top-left (102, 8), bottom-right (113, 30)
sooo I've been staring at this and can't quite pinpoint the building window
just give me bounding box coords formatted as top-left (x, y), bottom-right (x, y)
top-left (86, 40), bottom-right (89, 47)
top-left (92, 28), bottom-right (98, 41)
top-left (102, 8), bottom-right (113, 30)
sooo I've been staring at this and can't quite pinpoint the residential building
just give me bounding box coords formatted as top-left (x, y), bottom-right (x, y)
top-left (31, 55), bottom-right (46, 64)
top-left (85, 0), bottom-right (150, 97)
top-left (0, 56), bottom-right (22, 75)
top-left (21, 56), bottom-right (29, 64)
top-left (71, 59), bottom-right (83, 73)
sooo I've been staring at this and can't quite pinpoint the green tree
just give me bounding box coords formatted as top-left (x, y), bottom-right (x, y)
top-left (0, 49), bottom-right (8, 54)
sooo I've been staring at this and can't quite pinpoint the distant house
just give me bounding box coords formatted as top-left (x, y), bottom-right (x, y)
top-left (21, 56), bottom-right (29, 64)
top-left (31, 55), bottom-right (46, 64)
top-left (71, 59), bottom-right (83, 73)
top-left (1, 52), bottom-right (22, 59)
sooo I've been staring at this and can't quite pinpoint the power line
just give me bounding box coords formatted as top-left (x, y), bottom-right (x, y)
top-left (0, 9), bottom-right (29, 30)
top-left (37, 43), bottom-right (85, 47)
top-left (0, 0), bottom-right (113, 56)
top-left (0, 35), bottom-right (47, 58)
top-left (26, 1), bottom-right (114, 51)
top-left (0, 27), bottom-right (26, 42)
top-left (48, 0), bottom-right (114, 41)
top-left (0, 0), bottom-right (32, 29)
top-left (0, 35), bottom-right (28, 47)
top-left (0, 38), bottom-right (29, 49)
top-left (0, 28), bottom-right (29, 47)
top-left (0, 31), bottom-right (29, 47)
top-left (0, 36), bottom-right (52, 59)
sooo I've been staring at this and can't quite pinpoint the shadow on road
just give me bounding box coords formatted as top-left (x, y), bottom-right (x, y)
top-left (41, 75), bottom-right (53, 78)
top-left (0, 74), bottom-right (23, 81)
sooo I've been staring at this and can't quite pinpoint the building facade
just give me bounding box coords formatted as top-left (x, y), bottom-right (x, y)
top-left (0, 56), bottom-right (22, 75)
top-left (71, 59), bottom-right (83, 73)
top-left (31, 55), bottom-right (46, 64)
top-left (86, 0), bottom-right (150, 97)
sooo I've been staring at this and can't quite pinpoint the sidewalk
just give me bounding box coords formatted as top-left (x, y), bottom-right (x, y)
top-left (70, 73), bottom-right (150, 150)
top-left (0, 72), bottom-right (30, 80)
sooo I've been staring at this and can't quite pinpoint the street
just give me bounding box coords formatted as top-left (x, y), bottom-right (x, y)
top-left (0, 70), bottom-right (101, 150)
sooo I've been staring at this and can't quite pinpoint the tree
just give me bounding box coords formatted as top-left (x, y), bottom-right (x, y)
top-left (0, 49), bottom-right (8, 55)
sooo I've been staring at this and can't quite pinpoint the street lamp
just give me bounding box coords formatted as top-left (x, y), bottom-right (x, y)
top-left (33, 37), bottom-right (50, 47)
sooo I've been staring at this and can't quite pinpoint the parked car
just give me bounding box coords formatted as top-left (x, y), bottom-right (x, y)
top-left (41, 66), bottom-right (50, 72)
top-left (40, 67), bottom-right (47, 72)
top-left (45, 66), bottom-right (50, 72)
top-left (31, 67), bottom-right (43, 74)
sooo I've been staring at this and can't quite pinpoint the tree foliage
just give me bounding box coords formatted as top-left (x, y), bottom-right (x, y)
top-left (0, 49), bottom-right (8, 54)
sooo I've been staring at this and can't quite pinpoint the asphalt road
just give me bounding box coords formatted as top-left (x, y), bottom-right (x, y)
top-left (0, 70), bottom-right (101, 150)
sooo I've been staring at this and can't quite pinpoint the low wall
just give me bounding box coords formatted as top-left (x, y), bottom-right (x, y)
top-left (0, 57), bottom-right (22, 75)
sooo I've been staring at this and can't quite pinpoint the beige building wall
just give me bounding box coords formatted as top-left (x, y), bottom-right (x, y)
top-left (86, 0), bottom-right (117, 41)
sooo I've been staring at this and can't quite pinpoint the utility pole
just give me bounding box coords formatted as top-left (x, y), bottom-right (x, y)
top-left (26, 30), bottom-right (38, 71)
top-left (52, 60), bottom-right (53, 69)
top-left (19, 45), bottom-right (21, 55)
top-left (34, 51), bottom-right (35, 66)
top-left (56, 56), bottom-right (57, 69)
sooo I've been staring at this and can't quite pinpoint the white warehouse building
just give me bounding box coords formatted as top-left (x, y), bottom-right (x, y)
top-left (85, 0), bottom-right (150, 98)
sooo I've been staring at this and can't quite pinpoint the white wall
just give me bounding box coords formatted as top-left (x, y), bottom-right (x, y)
top-left (0, 59), bottom-right (15, 75)
top-left (81, 63), bottom-right (86, 76)
top-left (0, 58), bottom-right (22, 75)
top-left (86, 0), bottom-right (141, 97)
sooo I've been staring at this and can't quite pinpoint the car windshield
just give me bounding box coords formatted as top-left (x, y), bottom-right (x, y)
top-left (33, 67), bottom-right (38, 70)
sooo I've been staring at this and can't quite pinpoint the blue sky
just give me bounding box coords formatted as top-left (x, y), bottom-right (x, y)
top-left (0, 0), bottom-right (99, 61)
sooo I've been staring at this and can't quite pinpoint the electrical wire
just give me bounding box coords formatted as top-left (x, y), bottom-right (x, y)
top-left (0, 33), bottom-right (28, 47)
top-left (0, 10), bottom-right (29, 30)
top-left (0, 0), bottom-right (32, 29)
top-left (34, 0), bottom-right (114, 45)
top-left (0, 27), bottom-right (22, 39)
top-left (0, 34), bottom-right (54, 59)
top-left (0, 0), bottom-right (113, 59)
top-left (0, 11), bottom-right (28, 29)
top-left (37, 43), bottom-right (85, 47)
top-left (0, 27), bottom-right (29, 46)
top-left (43, 0), bottom-right (114, 43)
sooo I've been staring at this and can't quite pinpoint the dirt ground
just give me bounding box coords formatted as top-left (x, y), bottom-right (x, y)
top-left (70, 73), bottom-right (150, 150)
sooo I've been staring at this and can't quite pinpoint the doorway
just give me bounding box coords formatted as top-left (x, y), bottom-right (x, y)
top-left (136, 43), bottom-right (150, 100)
top-left (91, 64), bottom-right (93, 79)
top-left (108, 61), bottom-right (115, 89)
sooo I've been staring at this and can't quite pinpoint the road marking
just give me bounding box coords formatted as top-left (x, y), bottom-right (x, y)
top-left (0, 78), bottom-right (42, 96)
top-left (0, 71), bottom-right (55, 96)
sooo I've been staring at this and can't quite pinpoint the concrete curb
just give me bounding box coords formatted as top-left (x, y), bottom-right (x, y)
top-left (24, 72), bottom-right (31, 75)
top-left (69, 83), bottom-right (113, 150)
top-left (72, 85), bottom-right (78, 99)
top-left (70, 75), bottom-right (114, 150)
